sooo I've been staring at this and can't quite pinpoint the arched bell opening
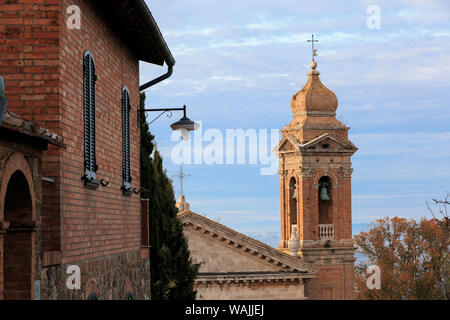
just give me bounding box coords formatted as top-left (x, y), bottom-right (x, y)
top-left (318, 176), bottom-right (332, 225)
top-left (3, 170), bottom-right (33, 300)
top-left (289, 177), bottom-right (298, 238)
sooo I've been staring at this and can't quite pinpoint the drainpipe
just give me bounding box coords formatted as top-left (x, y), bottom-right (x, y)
top-left (139, 65), bottom-right (173, 91)
top-left (136, 0), bottom-right (175, 92)
top-left (138, 65), bottom-right (173, 304)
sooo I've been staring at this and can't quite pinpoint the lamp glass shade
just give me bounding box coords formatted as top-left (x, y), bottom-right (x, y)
top-left (170, 116), bottom-right (199, 132)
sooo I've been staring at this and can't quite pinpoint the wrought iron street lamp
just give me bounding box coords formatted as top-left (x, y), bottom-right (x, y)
top-left (140, 104), bottom-right (199, 139)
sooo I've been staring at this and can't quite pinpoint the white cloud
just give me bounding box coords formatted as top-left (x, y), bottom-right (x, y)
top-left (143, 0), bottom-right (450, 232)
top-left (190, 197), bottom-right (279, 207)
top-left (352, 132), bottom-right (450, 157)
top-left (164, 27), bottom-right (217, 37)
top-left (353, 193), bottom-right (435, 200)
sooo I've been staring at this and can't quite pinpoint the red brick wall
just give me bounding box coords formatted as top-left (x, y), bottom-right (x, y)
top-left (1, 0), bottom-right (143, 264)
top-left (3, 232), bottom-right (34, 299)
top-left (0, 0), bottom-right (60, 128)
top-left (305, 264), bottom-right (355, 300)
top-left (58, 0), bottom-right (141, 263)
top-left (304, 170), bottom-right (352, 241)
top-left (41, 179), bottom-right (59, 252)
top-left (280, 167), bottom-right (353, 242)
top-left (1, 0), bottom-right (63, 269)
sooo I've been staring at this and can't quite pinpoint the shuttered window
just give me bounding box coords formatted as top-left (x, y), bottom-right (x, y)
top-left (122, 87), bottom-right (132, 194)
top-left (82, 50), bottom-right (99, 189)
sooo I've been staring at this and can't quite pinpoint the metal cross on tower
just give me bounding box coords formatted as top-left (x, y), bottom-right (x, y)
top-left (307, 34), bottom-right (319, 61)
top-left (173, 165), bottom-right (190, 196)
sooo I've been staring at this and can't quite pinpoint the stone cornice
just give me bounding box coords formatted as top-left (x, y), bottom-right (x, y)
top-left (179, 210), bottom-right (320, 275)
top-left (195, 272), bottom-right (311, 284)
top-left (300, 239), bottom-right (355, 248)
top-left (274, 133), bottom-right (357, 156)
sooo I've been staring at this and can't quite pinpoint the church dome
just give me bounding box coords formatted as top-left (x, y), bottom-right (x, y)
top-left (290, 61), bottom-right (338, 117)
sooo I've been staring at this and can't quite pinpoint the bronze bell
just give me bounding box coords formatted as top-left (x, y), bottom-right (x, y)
top-left (291, 185), bottom-right (297, 199)
top-left (319, 184), bottom-right (330, 201)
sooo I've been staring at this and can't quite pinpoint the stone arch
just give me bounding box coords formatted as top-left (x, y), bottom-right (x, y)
top-left (4, 171), bottom-right (33, 222)
top-left (313, 171), bottom-right (338, 187)
top-left (0, 152), bottom-right (36, 222)
top-left (2, 167), bottom-right (35, 299)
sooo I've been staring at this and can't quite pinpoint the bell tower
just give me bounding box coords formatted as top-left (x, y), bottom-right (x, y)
top-left (275, 57), bottom-right (358, 300)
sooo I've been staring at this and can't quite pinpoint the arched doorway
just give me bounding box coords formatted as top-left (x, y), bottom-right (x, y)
top-left (3, 170), bottom-right (33, 300)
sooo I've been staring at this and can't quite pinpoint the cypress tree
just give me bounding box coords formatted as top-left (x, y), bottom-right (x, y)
top-left (139, 92), bottom-right (199, 300)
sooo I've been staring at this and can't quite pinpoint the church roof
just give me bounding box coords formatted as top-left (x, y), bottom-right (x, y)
top-left (290, 61), bottom-right (338, 117)
top-left (178, 209), bottom-right (319, 276)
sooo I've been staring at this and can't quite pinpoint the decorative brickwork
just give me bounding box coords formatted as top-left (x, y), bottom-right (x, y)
top-left (275, 61), bottom-right (357, 300)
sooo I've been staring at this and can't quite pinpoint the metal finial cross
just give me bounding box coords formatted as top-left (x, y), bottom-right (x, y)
top-left (307, 34), bottom-right (319, 61)
top-left (173, 165), bottom-right (190, 196)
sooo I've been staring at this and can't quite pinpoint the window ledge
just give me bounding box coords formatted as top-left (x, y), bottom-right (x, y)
top-left (122, 186), bottom-right (132, 197)
top-left (84, 178), bottom-right (100, 190)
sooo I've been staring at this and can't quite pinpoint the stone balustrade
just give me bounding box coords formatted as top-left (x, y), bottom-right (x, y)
top-left (319, 224), bottom-right (334, 240)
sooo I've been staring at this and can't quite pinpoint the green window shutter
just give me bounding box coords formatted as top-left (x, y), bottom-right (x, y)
top-left (82, 51), bottom-right (98, 188)
top-left (122, 87), bottom-right (131, 194)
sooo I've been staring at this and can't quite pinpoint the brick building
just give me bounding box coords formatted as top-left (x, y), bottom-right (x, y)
top-left (0, 110), bottom-right (63, 300)
top-left (0, 0), bottom-right (174, 299)
top-left (275, 60), bottom-right (357, 299)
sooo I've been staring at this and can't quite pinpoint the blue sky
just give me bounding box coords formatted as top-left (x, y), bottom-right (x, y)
top-left (141, 0), bottom-right (450, 237)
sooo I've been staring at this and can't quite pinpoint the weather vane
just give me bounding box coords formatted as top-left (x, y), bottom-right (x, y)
top-left (307, 34), bottom-right (319, 61)
top-left (172, 165), bottom-right (190, 196)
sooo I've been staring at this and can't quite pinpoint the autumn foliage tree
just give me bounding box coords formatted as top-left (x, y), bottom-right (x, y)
top-left (355, 214), bottom-right (449, 300)
top-left (426, 193), bottom-right (450, 299)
